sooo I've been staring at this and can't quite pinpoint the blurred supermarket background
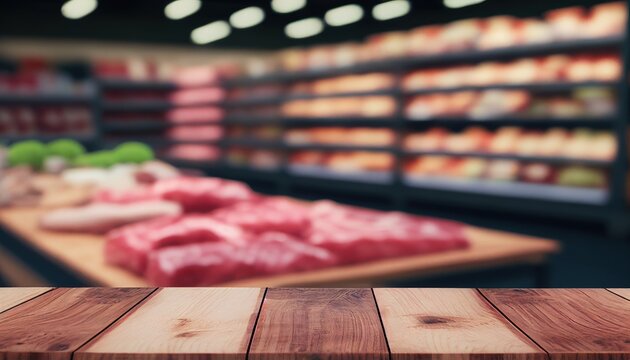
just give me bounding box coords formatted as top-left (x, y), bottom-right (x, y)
top-left (0, 0), bottom-right (628, 287)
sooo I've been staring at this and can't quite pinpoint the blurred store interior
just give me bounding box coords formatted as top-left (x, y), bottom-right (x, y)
top-left (0, 0), bottom-right (629, 288)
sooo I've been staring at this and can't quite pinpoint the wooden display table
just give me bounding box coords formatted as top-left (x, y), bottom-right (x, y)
top-left (0, 288), bottom-right (628, 359)
top-left (0, 207), bottom-right (559, 287)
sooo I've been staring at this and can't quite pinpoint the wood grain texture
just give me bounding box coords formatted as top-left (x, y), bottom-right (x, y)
top-left (481, 289), bottom-right (630, 360)
top-left (0, 288), bottom-right (153, 360)
top-left (374, 288), bottom-right (546, 360)
top-left (0, 208), bottom-right (558, 287)
top-left (249, 288), bottom-right (389, 360)
top-left (77, 288), bottom-right (265, 360)
top-left (608, 289), bottom-right (630, 301)
top-left (0, 287), bottom-right (50, 313)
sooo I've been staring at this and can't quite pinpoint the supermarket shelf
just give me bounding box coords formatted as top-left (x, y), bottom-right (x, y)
top-left (285, 88), bottom-right (398, 100)
top-left (288, 164), bottom-right (393, 184)
top-left (403, 176), bottom-right (608, 205)
top-left (0, 93), bottom-right (95, 105)
top-left (404, 118), bottom-right (615, 129)
top-left (99, 79), bottom-right (177, 91)
top-left (103, 120), bottom-right (220, 132)
top-left (403, 150), bottom-right (613, 166)
top-left (224, 116), bottom-right (280, 125)
top-left (1, 134), bottom-right (97, 143)
top-left (223, 96), bottom-right (284, 107)
top-left (286, 143), bottom-right (396, 152)
top-left (102, 100), bottom-right (174, 112)
top-left (222, 138), bottom-right (283, 149)
top-left (103, 137), bottom-right (219, 147)
top-left (223, 36), bottom-right (624, 86)
top-left (283, 118), bottom-right (394, 127)
top-left (403, 81), bottom-right (619, 96)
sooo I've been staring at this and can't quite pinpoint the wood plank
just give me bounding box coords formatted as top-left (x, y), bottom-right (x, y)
top-left (249, 288), bottom-right (388, 360)
top-left (481, 289), bottom-right (630, 360)
top-left (77, 288), bottom-right (265, 360)
top-left (608, 289), bottom-right (630, 301)
top-left (374, 288), bottom-right (546, 360)
top-left (0, 287), bottom-right (50, 313)
top-left (0, 208), bottom-right (558, 287)
top-left (0, 288), bottom-right (154, 360)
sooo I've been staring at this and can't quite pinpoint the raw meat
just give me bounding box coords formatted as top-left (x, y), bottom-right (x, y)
top-left (105, 214), bottom-right (247, 274)
top-left (210, 197), bottom-right (310, 236)
top-left (306, 201), bottom-right (469, 264)
top-left (94, 176), bottom-right (259, 212)
top-left (146, 232), bottom-right (337, 286)
top-left (39, 200), bottom-right (182, 233)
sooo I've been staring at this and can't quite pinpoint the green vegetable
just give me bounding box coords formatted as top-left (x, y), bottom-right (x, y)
top-left (47, 139), bottom-right (85, 160)
top-left (8, 140), bottom-right (47, 169)
top-left (73, 151), bottom-right (117, 168)
top-left (113, 142), bottom-right (154, 164)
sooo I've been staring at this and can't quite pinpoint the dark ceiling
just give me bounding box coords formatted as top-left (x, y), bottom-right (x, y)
top-left (0, 0), bottom-right (610, 50)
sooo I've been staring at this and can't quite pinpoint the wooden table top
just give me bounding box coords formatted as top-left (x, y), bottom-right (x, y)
top-left (0, 288), bottom-right (628, 360)
top-left (0, 207), bottom-right (559, 287)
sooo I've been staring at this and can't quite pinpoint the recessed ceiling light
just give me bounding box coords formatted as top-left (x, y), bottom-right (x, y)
top-left (61, 0), bottom-right (97, 19)
top-left (271, 0), bottom-right (306, 14)
top-left (230, 6), bottom-right (265, 29)
top-left (372, 0), bottom-right (410, 21)
top-left (443, 0), bottom-right (485, 8)
top-left (191, 21), bottom-right (231, 45)
top-left (285, 17), bottom-right (323, 39)
top-left (164, 0), bottom-right (201, 20)
top-left (325, 4), bottom-right (363, 27)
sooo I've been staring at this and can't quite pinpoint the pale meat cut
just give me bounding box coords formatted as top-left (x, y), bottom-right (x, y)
top-left (145, 232), bottom-right (337, 286)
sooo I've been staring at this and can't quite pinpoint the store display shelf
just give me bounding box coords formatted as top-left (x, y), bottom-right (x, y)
top-left (223, 96), bottom-right (284, 107)
top-left (2, 134), bottom-right (96, 143)
top-left (283, 118), bottom-right (394, 127)
top-left (285, 88), bottom-right (399, 100)
top-left (223, 116), bottom-right (280, 125)
top-left (223, 36), bottom-right (624, 86)
top-left (222, 138), bottom-right (283, 148)
top-left (403, 175), bottom-right (608, 205)
top-left (404, 117), bottom-right (616, 128)
top-left (104, 137), bottom-right (219, 147)
top-left (403, 81), bottom-right (619, 96)
top-left (403, 150), bottom-right (613, 166)
top-left (102, 120), bottom-right (220, 132)
top-left (288, 164), bottom-right (393, 184)
top-left (286, 143), bottom-right (396, 152)
top-left (0, 93), bottom-right (95, 105)
top-left (102, 100), bottom-right (174, 112)
top-left (98, 78), bottom-right (177, 91)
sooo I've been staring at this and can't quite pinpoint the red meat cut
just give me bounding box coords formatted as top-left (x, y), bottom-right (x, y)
top-left (146, 232), bottom-right (337, 286)
top-left (210, 197), bottom-right (311, 236)
top-left (306, 201), bottom-right (469, 264)
top-left (105, 214), bottom-right (248, 274)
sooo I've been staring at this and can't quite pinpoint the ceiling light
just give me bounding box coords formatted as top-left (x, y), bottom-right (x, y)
top-left (164, 0), bottom-right (201, 20)
top-left (285, 17), bottom-right (323, 39)
top-left (271, 0), bottom-right (306, 13)
top-left (325, 4), bottom-right (363, 27)
top-left (372, 0), bottom-right (410, 21)
top-left (443, 0), bottom-right (485, 8)
top-left (191, 21), bottom-right (231, 45)
top-left (61, 0), bottom-right (97, 19)
top-left (230, 6), bottom-right (265, 29)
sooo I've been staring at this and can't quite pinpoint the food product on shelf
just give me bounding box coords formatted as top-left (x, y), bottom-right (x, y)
top-left (557, 166), bottom-right (607, 187)
top-left (0, 106), bottom-right (93, 136)
top-left (39, 200), bottom-right (182, 233)
top-left (326, 151), bottom-right (394, 172)
top-left (285, 127), bottom-right (394, 146)
top-left (162, 144), bottom-right (220, 161)
top-left (407, 25), bottom-right (444, 55)
top-left (477, 15), bottom-right (520, 50)
top-left (169, 87), bottom-right (225, 105)
top-left (583, 1), bottom-right (627, 38)
top-left (486, 160), bottom-right (521, 181)
top-left (518, 18), bottom-right (554, 45)
top-left (520, 163), bottom-right (556, 184)
top-left (165, 125), bottom-right (223, 141)
top-left (281, 96), bottom-right (396, 118)
top-left (404, 127), bottom-right (616, 161)
top-left (545, 6), bottom-right (587, 40)
top-left (166, 106), bottom-right (224, 123)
